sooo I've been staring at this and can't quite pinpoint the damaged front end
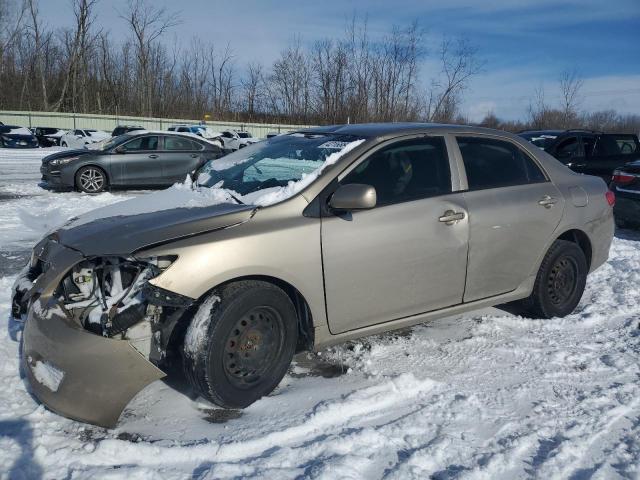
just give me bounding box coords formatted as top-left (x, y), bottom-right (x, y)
top-left (13, 239), bottom-right (195, 427)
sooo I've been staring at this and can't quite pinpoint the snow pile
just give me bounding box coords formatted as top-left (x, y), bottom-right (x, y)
top-left (183, 293), bottom-right (220, 359)
top-left (28, 358), bottom-right (64, 392)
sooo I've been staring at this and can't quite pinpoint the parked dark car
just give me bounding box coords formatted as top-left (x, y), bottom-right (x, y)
top-left (31, 127), bottom-right (65, 147)
top-left (111, 125), bottom-right (145, 137)
top-left (518, 130), bottom-right (564, 149)
top-left (40, 132), bottom-right (224, 193)
top-left (0, 125), bottom-right (39, 148)
top-left (543, 130), bottom-right (640, 182)
top-left (610, 162), bottom-right (640, 228)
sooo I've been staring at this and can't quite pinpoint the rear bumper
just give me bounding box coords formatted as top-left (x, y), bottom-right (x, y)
top-left (614, 195), bottom-right (640, 226)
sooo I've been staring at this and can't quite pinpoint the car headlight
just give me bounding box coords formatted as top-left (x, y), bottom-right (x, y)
top-left (50, 156), bottom-right (79, 166)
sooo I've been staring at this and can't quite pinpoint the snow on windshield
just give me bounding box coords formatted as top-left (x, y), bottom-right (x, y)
top-left (63, 138), bottom-right (365, 227)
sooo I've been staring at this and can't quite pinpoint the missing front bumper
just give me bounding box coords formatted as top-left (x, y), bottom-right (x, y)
top-left (22, 301), bottom-right (165, 428)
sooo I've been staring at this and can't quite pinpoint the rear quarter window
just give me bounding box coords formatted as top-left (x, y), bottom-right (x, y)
top-left (597, 135), bottom-right (638, 155)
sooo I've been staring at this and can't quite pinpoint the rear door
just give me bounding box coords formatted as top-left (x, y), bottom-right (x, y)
top-left (159, 136), bottom-right (206, 184)
top-left (111, 135), bottom-right (162, 185)
top-left (456, 136), bottom-right (565, 302)
top-left (321, 136), bottom-right (469, 334)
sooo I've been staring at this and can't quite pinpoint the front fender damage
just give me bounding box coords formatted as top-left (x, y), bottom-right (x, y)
top-left (23, 303), bottom-right (165, 428)
top-left (15, 242), bottom-right (195, 427)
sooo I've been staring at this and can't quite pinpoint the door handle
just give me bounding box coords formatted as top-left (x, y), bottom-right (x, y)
top-left (439, 210), bottom-right (465, 225)
top-left (190, 154), bottom-right (198, 158)
top-left (148, 154), bottom-right (158, 159)
top-left (538, 195), bottom-right (557, 208)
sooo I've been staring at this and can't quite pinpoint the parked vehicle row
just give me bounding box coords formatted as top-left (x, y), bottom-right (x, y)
top-left (168, 124), bottom-right (259, 150)
top-left (0, 121), bottom-right (261, 152)
top-left (13, 123), bottom-right (615, 427)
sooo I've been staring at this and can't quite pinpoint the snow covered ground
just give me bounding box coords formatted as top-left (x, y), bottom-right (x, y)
top-left (1, 150), bottom-right (639, 479)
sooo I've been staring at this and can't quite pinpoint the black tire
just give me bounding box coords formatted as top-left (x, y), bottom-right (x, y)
top-left (75, 165), bottom-right (107, 193)
top-left (514, 240), bottom-right (587, 319)
top-left (182, 280), bottom-right (298, 408)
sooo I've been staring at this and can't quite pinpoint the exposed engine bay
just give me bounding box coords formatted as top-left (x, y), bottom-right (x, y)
top-left (53, 255), bottom-right (191, 363)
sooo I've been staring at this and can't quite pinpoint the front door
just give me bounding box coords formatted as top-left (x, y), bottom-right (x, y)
top-left (455, 136), bottom-right (565, 302)
top-left (111, 135), bottom-right (163, 185)
top-left (321, 136), bottom-right (469, 334)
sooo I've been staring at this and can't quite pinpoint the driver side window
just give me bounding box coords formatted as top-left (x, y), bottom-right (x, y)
top-left (341, 137), bottom-right (451, 206)
top-left (122, 136), bottom-right (158, 151)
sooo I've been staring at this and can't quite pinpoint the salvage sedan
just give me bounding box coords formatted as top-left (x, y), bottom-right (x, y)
top-left (12, 123), bottom-right (614, 427)
top-left (41, 131), bottom-right (225, 192)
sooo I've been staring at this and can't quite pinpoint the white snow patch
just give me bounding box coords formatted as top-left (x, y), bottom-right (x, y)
top-left (29, 357), bottom-right (64, 392)
top-left (183, 294), bottom-right (221, 358)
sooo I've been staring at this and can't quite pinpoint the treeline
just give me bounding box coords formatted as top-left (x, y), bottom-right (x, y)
top-left (0, 0), bottom-right (482, 125)
top-left (0, 0), bottom-right (638, 133)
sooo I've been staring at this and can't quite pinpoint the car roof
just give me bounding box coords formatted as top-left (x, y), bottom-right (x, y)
top-left (297, 122), bottom-right (514, 139)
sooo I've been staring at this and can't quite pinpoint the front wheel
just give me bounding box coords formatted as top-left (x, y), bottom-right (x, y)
top-left (182, 281), bottom-right (298, 408)
top-left (75, 166), bottom-right (107, 193)
top-left (515, 240), bottom-right (588, 318)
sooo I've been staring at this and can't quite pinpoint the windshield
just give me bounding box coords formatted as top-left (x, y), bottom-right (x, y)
top-left (196, 133), bottom-right (365, 205)
top-left (100, 135), bottom-right (133, 151)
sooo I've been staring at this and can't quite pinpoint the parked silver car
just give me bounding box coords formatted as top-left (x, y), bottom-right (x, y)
top-left (41, 131), bottom-right (224, 192)
top-left (12, 123), bottom-right (614, 427)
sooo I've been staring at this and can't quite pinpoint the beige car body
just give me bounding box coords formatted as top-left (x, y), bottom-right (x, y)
top-left (15, 123), bottom-right (614, 427)
top-left (143, 124), bottom-right (613, 348)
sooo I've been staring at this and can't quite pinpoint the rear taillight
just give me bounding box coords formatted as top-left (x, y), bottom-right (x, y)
top-left (606, 190), bottom-right (616, 207)
top-left (612, 170), bottom-right (635, 185)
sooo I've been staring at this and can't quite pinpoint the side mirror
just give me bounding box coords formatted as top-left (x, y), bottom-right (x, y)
top-left (114, 145), bottom-right (125, 154)
top-left (329, 184), bottom-right (377, 211)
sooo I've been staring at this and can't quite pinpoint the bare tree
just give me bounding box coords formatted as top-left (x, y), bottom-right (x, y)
top-left (425, 37), bottom-right (483, 122)
top-left (242, 61), bottom-right (264, 118)
top-left (559, 69), bottom-right (583, 127)
top-left (121, 0), bottom-right (180, 116)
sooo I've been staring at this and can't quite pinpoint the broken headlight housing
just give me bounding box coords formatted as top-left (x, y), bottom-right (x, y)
top-left (57, 255), bottom-right (177, 338)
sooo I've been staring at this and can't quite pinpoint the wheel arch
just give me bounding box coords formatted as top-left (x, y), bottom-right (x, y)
top-left (556, 228), bottom-right (592, 269)
top-left (168, 274), bottom-right (315, 356)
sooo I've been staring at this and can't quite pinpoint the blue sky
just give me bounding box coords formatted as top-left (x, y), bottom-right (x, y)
top-left (41, 0), bottom-right (640, 121)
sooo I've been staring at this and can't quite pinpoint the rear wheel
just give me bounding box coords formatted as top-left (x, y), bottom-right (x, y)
top-left (75, 166), bottom-right (107, 193)
top-left (513, 240), bottom-right (587, 318)
top-left (182, 281), bottom-right (298, 408)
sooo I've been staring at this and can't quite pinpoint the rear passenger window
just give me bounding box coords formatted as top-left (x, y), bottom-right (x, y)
top-left (341, 137), bottom-right (451, 206)
top-left (165, 136), bottom-right (195, 150)
top-left (595, 135), bottom-right (638, 156)
top-left (457, 137), bottom-right (546, 190)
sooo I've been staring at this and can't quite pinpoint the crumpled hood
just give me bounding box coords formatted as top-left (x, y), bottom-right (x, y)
top-left (56, 201), bottom-right (255, 256)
